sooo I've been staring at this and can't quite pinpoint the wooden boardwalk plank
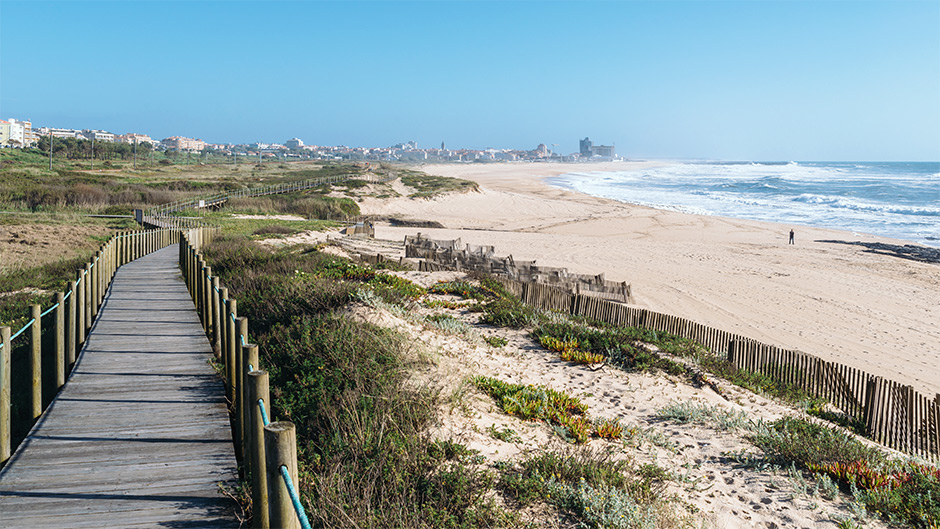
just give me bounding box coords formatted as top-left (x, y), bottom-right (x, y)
top-left (0, 245), bottom-right (238, 528)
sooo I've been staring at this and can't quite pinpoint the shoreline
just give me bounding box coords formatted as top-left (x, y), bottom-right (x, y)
top-left (357, 161), bottom-right (940, 397)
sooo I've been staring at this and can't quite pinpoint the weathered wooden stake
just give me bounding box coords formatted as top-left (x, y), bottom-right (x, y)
top-left (77, 269), bottom-right (87, 345)
top-left (235, 316), bottom-right (248, 461)
top-left (67, 280), bottom-right (76, 370)
top-left (29, 304), bottom-right (41, 420)
top-left (1, 326), bottom-right (11, 464)
top-left (249, 370), bottom-right (272, 529)
top-left (226, 298), bottom-right (237, 402)
top-left (243, 343), bottom-right (260, 478)
top-left (264, 421), bottom-right (300, 529)
top-left (211, 277), bottom-right (221, 358)
top-left (55, 292), bottom-right (65, 388)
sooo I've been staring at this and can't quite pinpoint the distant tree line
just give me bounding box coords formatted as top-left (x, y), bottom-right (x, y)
top-left (36, 135), bottom-right (154, 161)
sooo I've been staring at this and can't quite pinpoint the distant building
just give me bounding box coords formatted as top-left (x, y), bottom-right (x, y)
top-left (1, 119), bottom-right (37, 147)
top-left (82, 129), bottom-right (116, 142)
top-left (116, 133), bottom-right (153, 145)
top-left (37, 127), bottom-right (83, 139)
top-left (285, 138), bottom-right (304, 149)
top-left (579, 137), bottom-right (615, 159)
top-left (163, 136), bottom-right (207, 152)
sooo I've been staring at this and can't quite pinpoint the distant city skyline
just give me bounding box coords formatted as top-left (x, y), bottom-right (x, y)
top-left (2, 1), bottom-right (938, 161)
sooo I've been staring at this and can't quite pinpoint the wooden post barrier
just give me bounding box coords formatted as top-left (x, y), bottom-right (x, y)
top-left (83, 263), bottom-right (92, 331)
top-left (242, 343), bottom-right (259, 476)
top-left (235, 316), bottom-right (248, 462)
top-left (55, 292), bottom-right (65, 389)
top-left (77, 269), bottom-right (86, 346)
top-left (226, 298), bottom-right (237, 403)
top-left (219, 288), bottom-right (230, 383)
top-left (264, 421), bottom-right (301, 529)
top-left (67, 280), bottom-right (77, 371)
top-left (211, 277), bottom-right (221, 358)
top-left (203, 266), bottom-right (213, 338)
top-left (1, 326), bottom-right (11, 464)
top-left (29, 304), bottom-right (41, 420)
top-left (92, 251), bottom-right (101, 316)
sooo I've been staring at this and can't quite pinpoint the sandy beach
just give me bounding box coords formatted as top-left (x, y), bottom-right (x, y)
top-left (358, 161), bottom-right (940, 398)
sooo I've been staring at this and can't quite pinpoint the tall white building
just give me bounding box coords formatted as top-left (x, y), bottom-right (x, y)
top-left (0, 119), bottom-right (37, 147)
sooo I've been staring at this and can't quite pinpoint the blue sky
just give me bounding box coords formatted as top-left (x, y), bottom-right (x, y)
top-left (1, 0), bottom-right (938, 160)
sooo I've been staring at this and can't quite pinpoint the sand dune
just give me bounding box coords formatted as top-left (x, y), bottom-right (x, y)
top-left (358, 161), bottom-right (940, 398)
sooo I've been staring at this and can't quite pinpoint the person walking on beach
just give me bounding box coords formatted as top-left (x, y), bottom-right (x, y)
top-left (789, 229), bottom-right (795, 245)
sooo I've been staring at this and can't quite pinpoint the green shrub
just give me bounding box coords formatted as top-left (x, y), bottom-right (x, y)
top-left (747, 416), bottom-right (885, 468)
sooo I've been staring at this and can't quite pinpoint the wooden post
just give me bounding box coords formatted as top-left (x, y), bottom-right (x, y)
top-left (204, 266), bottom-right (214, 338)
top-left (83, 263), bottom-right (93, 330)
top-left (29, 304), bottom-right (41, 420)
top-left (77, 269), bottom-right (87, 345)
top-left (264, 422), bottom-right (301, 529)
top-left (92, 251), bottom-right (101, 315)
top-left (1, 326), bottom-right (11, 464)
top-left (67, 280), bottom-right (77, 370)
top-left (226, 298), bottom-right (237, 403)
top-left (235, 316), bottom-right (248, 461)
top-left (55, 292), bottom-right (65, 388)
top-left (220, 287), bottom-right (230, 371)
top-left (243, 344), bottom-right (259, 476)
top-left (211, 277), bottom-right (221, 358)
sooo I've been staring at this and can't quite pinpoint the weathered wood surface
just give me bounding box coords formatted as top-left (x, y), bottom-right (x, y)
top-left (0, 245), bottom-right (238, 528)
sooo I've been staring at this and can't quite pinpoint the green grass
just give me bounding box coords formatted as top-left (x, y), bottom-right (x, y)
top-left (399, 170), bottom-right (479, 198)
top-left (203, 236), bottom-right (521, 528)
top-left (497, 448), bottom-right (685, 529)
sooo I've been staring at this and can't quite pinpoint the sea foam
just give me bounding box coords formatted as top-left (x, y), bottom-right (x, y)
top-left (546, 161), bottom-right (940, 247)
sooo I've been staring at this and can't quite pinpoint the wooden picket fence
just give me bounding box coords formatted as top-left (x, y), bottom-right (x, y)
top-left (493, 277), bottom-right (940, 462)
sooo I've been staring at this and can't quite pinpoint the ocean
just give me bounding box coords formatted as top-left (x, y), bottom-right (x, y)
top-left (546, 161), bottom-right (940, 248)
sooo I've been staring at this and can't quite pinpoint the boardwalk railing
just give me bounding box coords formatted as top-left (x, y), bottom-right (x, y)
top-left (0, 228), bottom-right (183, 465)
top-left (492, 276), bottom-right (940, 462)
top-left (180, 233), bottom-right (310, 529)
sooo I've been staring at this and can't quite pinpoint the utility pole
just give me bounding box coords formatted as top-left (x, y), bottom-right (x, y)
top-left (90, 136), bottom-right (94, 171)
top-left (133, 139), bottom-right (138, 170)
top-left (49, 135), bottom-right (54, 170)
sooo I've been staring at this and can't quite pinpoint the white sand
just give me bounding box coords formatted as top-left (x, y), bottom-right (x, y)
top-left (358, 162), bottom-right (940, 398)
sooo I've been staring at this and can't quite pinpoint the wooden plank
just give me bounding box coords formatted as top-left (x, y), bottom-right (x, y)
top-left (0, 245), bottom-right (237, 527)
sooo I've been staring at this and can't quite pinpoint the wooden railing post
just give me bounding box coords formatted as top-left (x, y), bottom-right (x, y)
top-left (29, 304), bottom-right (41, 420)
top-left (1, 326), bottom-right (11, 464)
top-left (55, 292), bottom-right (65, 389)
top-left (244, 344), bottom-right (260, 479)
top-left (77, 269), bottom-right (87, 345)
top-left (84, 263), bottom-right (93, 332)
top-left (226, 298), bottom-right (237, 403)
top-left (91, 254), bottom-right (100, 318)
top-left (211, 276), bottom-right (221, 357)
top-left (235, 316), bottom-right (248, 461)
top-left (219, 287), bottom-right (230, 372)
top-left (265, 421), bottom-right (300, 529)
top-left (67, 280), bottom-right (77, 371)
top-left (203, 266), bottom-right (213, 337)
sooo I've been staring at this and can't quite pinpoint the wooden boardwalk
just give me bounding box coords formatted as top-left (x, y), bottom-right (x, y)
top-left (0, 245), bottom-right (238, 528)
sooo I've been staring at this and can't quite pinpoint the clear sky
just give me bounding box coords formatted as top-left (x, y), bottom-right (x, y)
top-left (1, 0), bottom-right (938, 161)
